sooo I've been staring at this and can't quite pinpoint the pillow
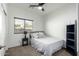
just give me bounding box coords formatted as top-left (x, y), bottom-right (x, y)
top-left (31, 32), bottom-right (45, 39)
top-left (38, 32), bottom-right (45, 38)
top-left (31, 33), bottom-right (39, 39)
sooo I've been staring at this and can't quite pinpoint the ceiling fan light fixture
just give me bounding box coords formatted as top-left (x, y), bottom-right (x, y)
top-left (37, 6), bottom-right (43, 10)
top-left (29, 3), bottom-right (45, 12)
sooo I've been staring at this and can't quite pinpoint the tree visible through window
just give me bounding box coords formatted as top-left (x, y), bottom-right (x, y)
top-left (14, 17), bottom-right (33, 34)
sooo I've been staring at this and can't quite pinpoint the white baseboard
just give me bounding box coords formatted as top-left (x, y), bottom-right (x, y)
top-left (4, 47), bottom-right (8, 51)
top-left (77, 52), bottom-right (79, 56)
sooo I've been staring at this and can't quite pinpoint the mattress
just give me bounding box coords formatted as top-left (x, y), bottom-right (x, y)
top-left (31, 37), bottom-right (64, 56)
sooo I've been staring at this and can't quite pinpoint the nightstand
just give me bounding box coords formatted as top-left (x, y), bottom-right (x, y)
top-left (22, 38), bottom-right (28, 46)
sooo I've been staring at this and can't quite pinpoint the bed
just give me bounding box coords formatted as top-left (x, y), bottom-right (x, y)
top-left (31, 31), bottom-right (64, 56)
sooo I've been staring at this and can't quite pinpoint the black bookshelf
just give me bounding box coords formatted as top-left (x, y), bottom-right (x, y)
top-left (66, 23), bottom-right (77, 56)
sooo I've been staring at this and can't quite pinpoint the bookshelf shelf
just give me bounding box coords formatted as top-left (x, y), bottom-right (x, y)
top-left (66, 23), bottom-right (77, 56)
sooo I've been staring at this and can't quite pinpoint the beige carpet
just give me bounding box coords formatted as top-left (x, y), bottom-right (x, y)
top-left (5, 45), bottom-right (72, 56)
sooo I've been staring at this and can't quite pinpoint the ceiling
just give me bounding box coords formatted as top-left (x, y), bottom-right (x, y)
top-left (7, 3), bottom-right (76, 15)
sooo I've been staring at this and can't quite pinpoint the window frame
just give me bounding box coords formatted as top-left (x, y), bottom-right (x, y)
top-left (14, 17), bottom-right (33, 34)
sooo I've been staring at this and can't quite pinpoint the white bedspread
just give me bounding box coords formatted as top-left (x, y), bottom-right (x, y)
top-left (31, 37), bottom-right (64, 56)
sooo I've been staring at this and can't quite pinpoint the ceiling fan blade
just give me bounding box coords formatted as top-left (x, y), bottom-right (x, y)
top-left (29, 5), bottom-right (38, 7)
top-left (39, 3), bottom-right (45, 6)
top-left (29, 3), bottom-right (45, 12)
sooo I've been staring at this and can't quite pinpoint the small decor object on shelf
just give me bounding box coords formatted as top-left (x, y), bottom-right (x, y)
top-left (22, 31), bottom-right (28, 46)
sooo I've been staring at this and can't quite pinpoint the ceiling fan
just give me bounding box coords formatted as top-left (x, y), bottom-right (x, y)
top-left (29, 3), bottom-right (45, 11)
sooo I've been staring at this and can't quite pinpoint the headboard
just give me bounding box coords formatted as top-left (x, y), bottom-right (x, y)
top-left (30, 31), bottom-right (45, 39)
top-left (31, 31), bottom-right (44, 33)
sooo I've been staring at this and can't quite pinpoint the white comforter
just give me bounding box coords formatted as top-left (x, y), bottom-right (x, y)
top-left (31, 37), bottom-right (64, 56)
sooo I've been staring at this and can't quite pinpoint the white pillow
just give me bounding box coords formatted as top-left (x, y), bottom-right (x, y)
top-left (31, 33), bottom-right (39, 39)
top-left (38, 32), bottom-right (45, 38)
top-left (31, 32), bottom-right (45, 39)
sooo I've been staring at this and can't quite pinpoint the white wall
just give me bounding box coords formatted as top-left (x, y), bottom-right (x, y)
top-left (4, 4), bottom-right (9, 50)
top-left (7, 4), bottom-right (44, 48)
top-left (0, 3), bottom-right (7, 55)
top-left (0, 4), bottom-right (4, 46)
top-left (0, 4), bottom-right (7, 46)
top-left (43, 4), bottom-right (77, 47)
top-left (78, 3), bottom-right (79, 53)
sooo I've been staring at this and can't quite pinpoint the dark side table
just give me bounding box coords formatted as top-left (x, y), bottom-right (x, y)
top-left (22, 38), bottom-right (28, 46)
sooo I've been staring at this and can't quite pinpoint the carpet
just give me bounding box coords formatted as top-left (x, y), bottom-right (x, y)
top-left (5, 45), bottom-right (71, 56)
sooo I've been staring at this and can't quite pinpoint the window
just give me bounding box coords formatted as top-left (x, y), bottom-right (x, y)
top-left (25, 20), bottom-right (32, 30)
top-left (14, 17), bottom-right (33, 34)
top-left (15, 19), bottom-right (24, 30)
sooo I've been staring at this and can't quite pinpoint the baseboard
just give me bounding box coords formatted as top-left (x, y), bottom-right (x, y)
top-left (77, 51), bottom-right (79, 56)
top-left (5, 47), bottom-right (8, 51)
top-left (7, 44), bottom-right (22, 49)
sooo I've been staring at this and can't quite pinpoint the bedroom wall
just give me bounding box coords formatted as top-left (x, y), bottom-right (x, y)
top-left (0, 4), bottom-right (8, 47)
top-left (0, 4), bottom-right (4, 46)
top-left (43, 4), bottom-right (78, 48)
top-left (78, 3), bottom-right (79, 54)
top-left (7, 4), bottom-right (44, 48)
top-left (4, 4), bottom-right (9, 50)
